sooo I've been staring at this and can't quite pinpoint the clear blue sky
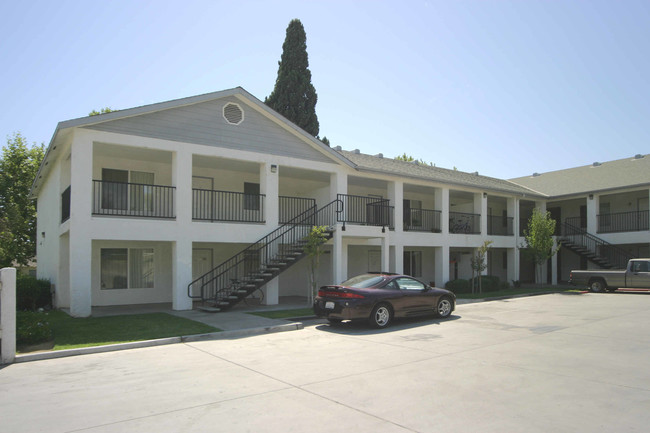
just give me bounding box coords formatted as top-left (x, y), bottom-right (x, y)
top-left (2, 0), bottom-right (649, 179)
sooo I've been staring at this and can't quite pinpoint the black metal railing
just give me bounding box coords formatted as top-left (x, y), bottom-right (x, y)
top-left (92, 180), bottom-right (175, 218)
top-left (188, 199), bottom-right (343, 303)
top-left (279, 196), bottom-right (316, 224)
top-left (561, 222), bottom-right (635, 269)
top-left (192, 189), bottom-right (265, 223)
top-left (61, 186), bottom-right (71, 223)
top-left (487, 215), bottom-right (513, 236)
top-left (597, 210), bottom-right (649, 233)
top-left (403, 208), bottom-right (441, 233)
top-left (449, 211), bottom-right (480, 234)
top-left (337, 194), bottom-right (394, 228)
top-left (565, 216), bottom-right (587, 230)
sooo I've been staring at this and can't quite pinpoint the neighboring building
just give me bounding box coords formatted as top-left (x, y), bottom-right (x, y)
top-left (29, 87), bottom-right (650, 317)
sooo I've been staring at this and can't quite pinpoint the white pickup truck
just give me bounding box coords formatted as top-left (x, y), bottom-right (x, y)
top-left (569, 259), bottom-right (650, 292)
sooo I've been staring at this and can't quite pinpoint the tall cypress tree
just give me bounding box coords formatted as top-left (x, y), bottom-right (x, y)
top-left (266, 19), bottom-right (319, 137)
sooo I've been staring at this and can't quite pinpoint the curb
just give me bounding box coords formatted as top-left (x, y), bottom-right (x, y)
top-left (13, 322), bottom-right (304, 364)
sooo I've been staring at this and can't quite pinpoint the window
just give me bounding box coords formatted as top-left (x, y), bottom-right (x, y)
top-left (395, 277), bottom-right (426, 291)
top-left (244, 182), bottom-right (260, 211)
top-left (101, 248), bottom-right (154, 289)
top-left (403, 251), bottom-right (422, 277)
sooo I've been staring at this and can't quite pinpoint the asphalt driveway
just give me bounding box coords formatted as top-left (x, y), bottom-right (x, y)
top-left (2, 292), bottom-right (649, 432)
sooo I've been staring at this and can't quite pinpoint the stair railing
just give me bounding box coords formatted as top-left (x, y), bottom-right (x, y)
top-left (188, 199), bottom-right (343, 303)
top-left (560, 221), bottom-right (635, 269)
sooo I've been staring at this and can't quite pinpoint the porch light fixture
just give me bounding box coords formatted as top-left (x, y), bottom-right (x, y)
top-left (589, 194), bottom-right (594, 200)
top-left (382, 226), bottom-right (386, 233)
top-left (483, 192), bottom-right (487, 198)
top-left (270, 164), bottom-right (277, 173)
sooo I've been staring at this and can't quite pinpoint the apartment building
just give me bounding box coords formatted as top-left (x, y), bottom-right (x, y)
top-left (30, 87), bottom-right (649, 317)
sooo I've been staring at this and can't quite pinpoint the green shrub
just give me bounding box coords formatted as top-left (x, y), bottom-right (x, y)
top-left (499, 281), bottom-right (511, 290)
top-left (16, 311), bottom-right (53, 346)
top-left (480, 275), bottom-right (501, 292)
top-left (16, 274), bottom-right (52, 311)
top-left (445, 279), bottom-right (471, 293)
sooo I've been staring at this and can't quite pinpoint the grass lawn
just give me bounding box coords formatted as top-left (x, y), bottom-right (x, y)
top-left (456, 286), bottom-right (580, 299)
top-left (26, 311), bottom-right (220, 352)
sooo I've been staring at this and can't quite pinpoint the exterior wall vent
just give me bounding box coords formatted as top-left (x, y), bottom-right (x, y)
top-left (375, 153), bottom-right (383, 158)
top-left (334, 146), bottom-right (342, 151)
top-left (533, 172), bottom-right (540, 177)
top-left (634, 154), bottom-right (644, 159)
top-left (353, 149), bottom-right (360, 154)
top-left (593, 162), bottom-right (601, 167)
top-left (223, 103), bottom-right (244, 125)
top-left (473, 171), bottom-right (479, 176)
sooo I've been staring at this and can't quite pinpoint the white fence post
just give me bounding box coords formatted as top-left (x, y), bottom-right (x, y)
top-left (1, 267), bottom-right (17, 364)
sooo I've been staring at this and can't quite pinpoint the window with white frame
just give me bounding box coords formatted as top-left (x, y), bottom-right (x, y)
top-left (101, 248), bottom-right (154, 289)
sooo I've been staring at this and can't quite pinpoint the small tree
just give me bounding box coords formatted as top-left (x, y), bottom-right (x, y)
top-left (471, 240), bottom-right (492, 293)
top-left (304, 225), bottom-right (329, 304)
top-left (523, 208), bottom-right (560, 284)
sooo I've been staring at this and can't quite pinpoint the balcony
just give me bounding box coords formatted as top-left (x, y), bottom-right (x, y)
top-left (487, 215), bottom-right (513, 236)
top-left (192, 189), bottom-right (265, 223)
top-left (279, 196), bottom-right (316, 224)
top-left (449, 212), bottom-right (480, 234)
top-left (92, 180), bottom-right (175, 218)
top-left (337, 194), bottom-right (394, 229)
top-left (597, 210), bottom-right (649, 233)
top-left (403, 208), bottom-right (441, 233)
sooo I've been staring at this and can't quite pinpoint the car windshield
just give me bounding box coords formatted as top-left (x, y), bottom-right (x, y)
top-left (341, 274), bottom-right (386, 288)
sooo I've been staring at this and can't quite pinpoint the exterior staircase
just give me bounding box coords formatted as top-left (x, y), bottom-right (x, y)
top-left (557, 222), bottom-right (636, 269)
top-left (188, 199), bottom-right (343, 311)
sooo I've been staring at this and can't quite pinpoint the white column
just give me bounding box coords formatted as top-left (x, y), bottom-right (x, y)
top-left (438, 188), bottom-right (449, 234)
top-left (262, 278), bottom-right (279, 305)
top-left (260, 163), bottom-right (279, 227)
top-left (393, 243), bottom-right (404, 274)
top-left (507, 247), bottom-right (520, 285)
top-left (330, 172), bottom-right (347, 203)
top-left (389, 180), bottom-right (403, 234)
top-left (172, 238), bottom-right (193, 310)
top-left (69, 134), bottom-right (93, 317)
top-left (332, 228), bottom-right (346, 283)
top-left (381, 236), bottom-right (390, 273)
top-left (475, 193), bottom-right (488, 235)
top-left (508, 197), bottom-right (518, 238)
top-left (172, 150), bottom-right (192, 224)
top-left (586, 194), bottom-right (598, 234)
top-left (1, 267), bottom-right (16, 364)
top-left (172, 150), bottom-right (193, 311)
top-left (435, 245), bottom-right (450, 287)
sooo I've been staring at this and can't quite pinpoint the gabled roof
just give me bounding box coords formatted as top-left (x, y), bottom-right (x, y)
top-left (509, 154), bottom-right (650, 198)
top-left (338, 150), bottom-right (544, 197)
top-left (30, 87), bottom-right (354, 197)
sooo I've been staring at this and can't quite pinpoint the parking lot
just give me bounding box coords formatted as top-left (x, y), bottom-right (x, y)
top-left (2, 292), bottom-right (650, 432)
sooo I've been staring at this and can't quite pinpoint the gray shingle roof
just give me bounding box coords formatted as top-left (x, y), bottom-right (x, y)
top-left (339, 150), bottom-right (544, 197)
top-left (509, 154), bottom-right (650, 198)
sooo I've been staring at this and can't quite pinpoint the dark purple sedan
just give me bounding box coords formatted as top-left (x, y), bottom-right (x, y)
top-left (313, 273), bottom-right (456, 328)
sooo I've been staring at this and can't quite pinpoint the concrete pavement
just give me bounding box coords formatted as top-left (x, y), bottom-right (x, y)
top-left (2, 292), bottom-right (650, 432)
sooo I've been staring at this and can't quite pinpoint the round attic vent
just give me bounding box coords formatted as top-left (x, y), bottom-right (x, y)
top-left (223, 103), bottom-right (244, 125)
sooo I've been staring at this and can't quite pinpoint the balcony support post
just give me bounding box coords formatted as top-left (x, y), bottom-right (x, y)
top-left (434, 245), bottom-right (450, 288)
top-left (261, 163), bottom-right (278, 227)
top-left (388, 181), bottom-right (403, 234)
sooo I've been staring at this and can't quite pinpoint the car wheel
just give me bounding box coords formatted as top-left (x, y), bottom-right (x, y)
top-left (606, 287), bottom-right (618, 293)
top-left (436, 296), bottom-right (453, 318)
top-left (589, 279), bottom-right (606, 293)
top-left (369, 303), bottom-right (392, 328)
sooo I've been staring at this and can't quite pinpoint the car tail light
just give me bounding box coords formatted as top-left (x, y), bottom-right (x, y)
top-left (318, 289), bottom-right (365, 299)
